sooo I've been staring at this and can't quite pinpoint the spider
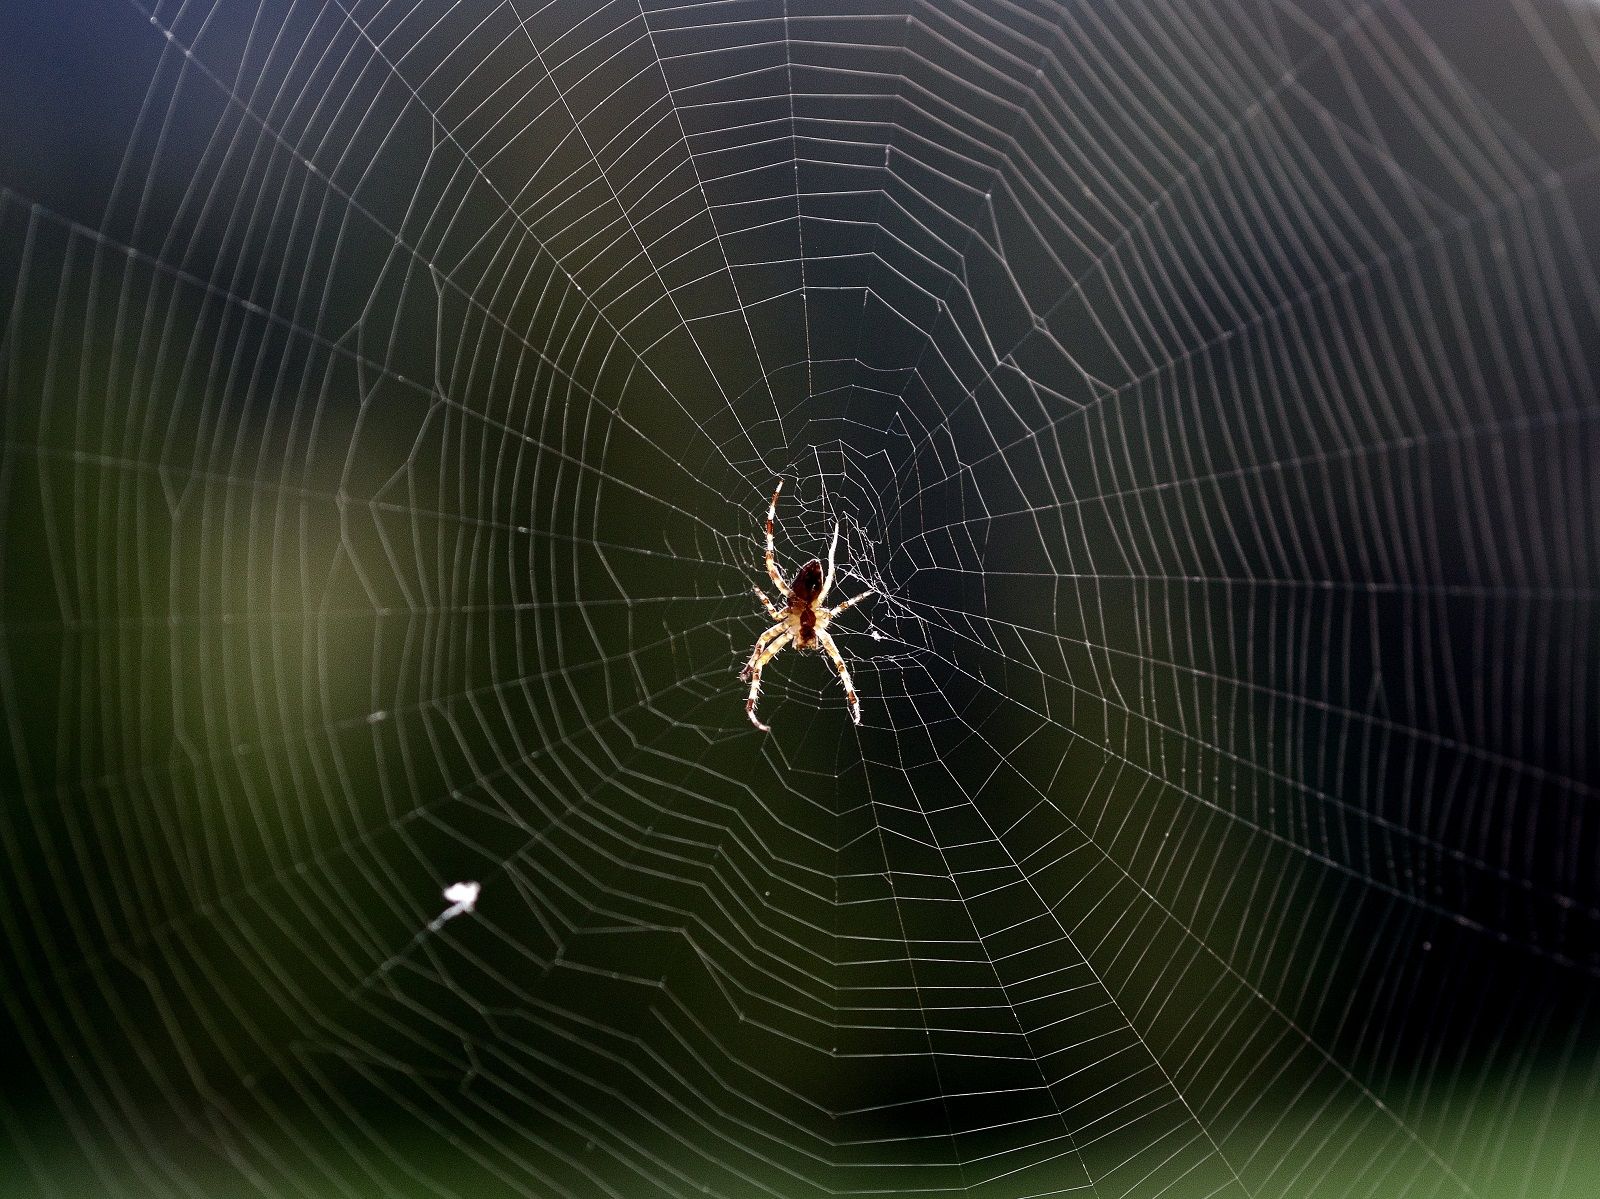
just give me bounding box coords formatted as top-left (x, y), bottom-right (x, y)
top-left (741, 481), bottom-right (873, 732)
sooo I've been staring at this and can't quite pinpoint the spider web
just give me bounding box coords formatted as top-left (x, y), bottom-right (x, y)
top-left (2, 0), bottom-right (1599, 1195)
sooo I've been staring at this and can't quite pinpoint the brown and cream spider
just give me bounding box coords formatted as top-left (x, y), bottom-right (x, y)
top-left (741, 481), bottom-right (873, 731)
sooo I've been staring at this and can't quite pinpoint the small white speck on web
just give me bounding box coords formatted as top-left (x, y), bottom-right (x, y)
top-left (353, 881), bottom-right (485, 994)
top-left (428, 881), bottom-right (481, 931)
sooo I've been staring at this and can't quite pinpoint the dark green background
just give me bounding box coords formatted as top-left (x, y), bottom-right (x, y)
top-left (3, 0), bottom-right (1599, 1195)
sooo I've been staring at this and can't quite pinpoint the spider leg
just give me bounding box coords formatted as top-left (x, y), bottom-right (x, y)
top-left (744, 629), bottom-right (792, 732)
top-left (824, 589), bottom-right (874, 620)
top-left (740, 621), bottom-right (786, 681)
top-left (817, 523), bottom-right (840, 604)
top-left (764, 481), bottom-right (788, 595)
top-left (815, 627), bottom-right (861, 726)
top-left (753, 586), bottom-right (783, 621)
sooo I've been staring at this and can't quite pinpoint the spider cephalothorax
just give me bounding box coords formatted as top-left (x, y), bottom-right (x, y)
top-left (740, 482), bottom-right (872, 731)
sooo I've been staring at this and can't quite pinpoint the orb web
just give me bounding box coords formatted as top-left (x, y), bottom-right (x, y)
top-left (2, 0), bottom-right (1599, 1196)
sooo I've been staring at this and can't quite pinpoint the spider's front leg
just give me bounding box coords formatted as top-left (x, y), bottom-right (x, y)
top-left (815, 627), bottom-right (861, 726)
top-left (743, 629), bottom-right (792, 731)
top-left (736, 617), bottom-right (787, 681)
top-left (741, 622), bottom-right (786, 681)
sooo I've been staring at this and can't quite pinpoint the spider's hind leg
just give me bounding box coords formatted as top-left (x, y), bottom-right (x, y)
top-left (764, 482), bottom-right (788, 595)
top-left (825, 589), bottom-right (874, 620)
top-left (754, 586), bottom-right (783, 621)
top-left (817, 523), bottom-right (840, 604)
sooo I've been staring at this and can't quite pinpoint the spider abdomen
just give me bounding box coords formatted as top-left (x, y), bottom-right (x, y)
top-left (788, 558), bottom-right (824, 604)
